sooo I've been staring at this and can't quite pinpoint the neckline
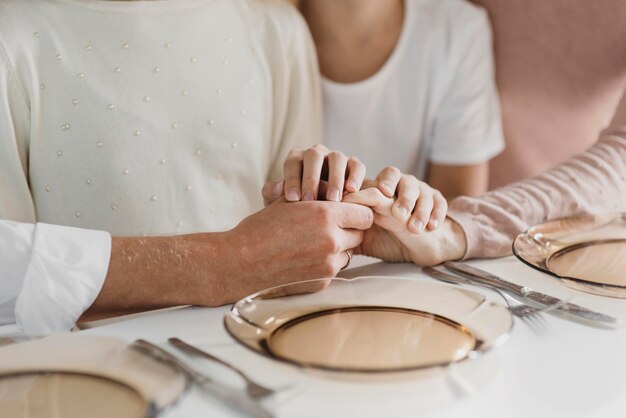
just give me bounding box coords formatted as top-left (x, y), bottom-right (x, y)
top-left (322, 0), bottom-right (413, 93)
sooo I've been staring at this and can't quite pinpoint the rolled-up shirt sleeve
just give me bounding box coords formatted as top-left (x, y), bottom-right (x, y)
top-left (0, 220), bottom-right (111, 335)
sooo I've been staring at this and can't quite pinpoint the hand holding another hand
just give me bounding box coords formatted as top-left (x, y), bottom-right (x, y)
top-left (342, 188), bottom-right (466, 265)
top-left (206, 198), bottom-right (374, 304)
top-left (262, 144), bottom-right (465, 267)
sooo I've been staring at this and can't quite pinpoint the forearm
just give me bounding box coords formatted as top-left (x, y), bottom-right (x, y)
top-left (81, 233), bottom-right (230, 321)
top-left (447, 133), bottom-right (626, 259)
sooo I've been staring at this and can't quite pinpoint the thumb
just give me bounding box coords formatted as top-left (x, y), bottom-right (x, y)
top-left (262, 180), bottom-right (284, 206)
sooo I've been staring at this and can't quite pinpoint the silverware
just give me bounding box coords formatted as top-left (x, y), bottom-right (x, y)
top-left (423, 267), bottom-right (549, 334)
top-left (131, 339), bottom-right (274, 418)
top-left (444, 261), bottom-right (618, 325)
top-left (168, 337), bottom-right (275, 398)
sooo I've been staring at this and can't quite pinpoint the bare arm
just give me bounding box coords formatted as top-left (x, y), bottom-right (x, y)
top-left (427, 161), bottom-right (490, 200)
top-left (81, 200), bottom-right (374, 322)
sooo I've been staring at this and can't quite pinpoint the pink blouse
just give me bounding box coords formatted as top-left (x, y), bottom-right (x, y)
top-left (447, 93), bottom-right (626, 259)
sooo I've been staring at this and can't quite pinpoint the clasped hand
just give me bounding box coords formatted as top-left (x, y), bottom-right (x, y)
top-left (262, 144), bottom-right (461, 266)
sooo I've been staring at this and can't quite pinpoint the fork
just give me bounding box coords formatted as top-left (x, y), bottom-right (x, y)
top-left (485, 283), bottom-right (548, 334)
top-left (168, 337), bottom-right (275, 398)
top-left (422, 267), bottom-right (549, 334)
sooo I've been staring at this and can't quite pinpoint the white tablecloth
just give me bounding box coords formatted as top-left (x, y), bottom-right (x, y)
top-left (82, 256), bottom-right (626, 418)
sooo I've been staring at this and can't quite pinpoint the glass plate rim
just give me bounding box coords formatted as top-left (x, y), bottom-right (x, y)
top-left (513, 212), bottom-right (626, 294)
top-left (223, 275), bottom-right (513, 375)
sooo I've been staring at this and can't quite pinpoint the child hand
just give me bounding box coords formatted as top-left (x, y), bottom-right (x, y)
top-left (350, 167), bottom-right (448, 233)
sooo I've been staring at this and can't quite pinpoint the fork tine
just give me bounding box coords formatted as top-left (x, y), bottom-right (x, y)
top-left (521, 315), bottom-right (541, 335)
top-left (527, 311), bottom-right (548, 335)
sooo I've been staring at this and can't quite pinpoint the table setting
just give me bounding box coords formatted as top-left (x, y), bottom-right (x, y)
top-left (2, 213), bottom-right (626, 418)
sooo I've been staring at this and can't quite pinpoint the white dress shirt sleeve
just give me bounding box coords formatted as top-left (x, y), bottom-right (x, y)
top-left (0, 39), bottom-right (111, 336)
top-left (0, 221), bottom-right (111, 335)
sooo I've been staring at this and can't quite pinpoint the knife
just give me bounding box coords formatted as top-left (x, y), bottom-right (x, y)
top-left (132, 339), bottom-right (274, 418)
top-left (444, 261), bottom-right (618, 325)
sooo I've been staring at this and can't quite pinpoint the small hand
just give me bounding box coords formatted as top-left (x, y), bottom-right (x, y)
top-left (369, 166), bottom-right (448, 233)
top-left (342, 179), bottom-right (463, 265)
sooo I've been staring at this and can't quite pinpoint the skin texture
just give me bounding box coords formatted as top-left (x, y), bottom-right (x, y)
top-left (342, 188), bottom-right (466, 265)
top-left (78, 0), bottom-right (468, 323)
top-left (81, 199), bottom-right (374, 321)
top-left (264, 145), bottom-right (447, 233)
top-left (428, 162), bottom-right (490, 200)
top-left (282, 144), bottom-right (365, 202)
top-left (299, 0), bottom-right (491, 198)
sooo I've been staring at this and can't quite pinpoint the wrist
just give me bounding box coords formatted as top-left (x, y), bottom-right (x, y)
top-left (439, 218), bottom-right (467, 261)
top-left (184, 230), bottom-right (237, 306)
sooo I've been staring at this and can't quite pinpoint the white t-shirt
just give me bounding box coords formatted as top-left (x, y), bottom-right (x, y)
top-left (0, 0), bottom-right (321, 334)
top-left (324, 0), bottom-right (504, 179)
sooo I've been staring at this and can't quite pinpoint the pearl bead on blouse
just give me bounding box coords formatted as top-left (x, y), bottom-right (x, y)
top-left (29, 16), bottom-right (268, 233)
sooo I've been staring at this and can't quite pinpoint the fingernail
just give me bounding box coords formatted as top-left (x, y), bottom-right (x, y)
top-left (412, 220), bottom-right (425, 232)
top-left (302, 191), bottom-right (315, 201)
top-left (346, 181), bottom-right (358, 192)
top-left (327, 187), bottom-right (341, 202)
top-left (431, 220), bottom-right (439, 229)
top-left (272, 181), bottom-right (283, 197)
top-left (396, 205), bottom-right (409, 218)
top-left (286, 189), bottom-right (300, 201)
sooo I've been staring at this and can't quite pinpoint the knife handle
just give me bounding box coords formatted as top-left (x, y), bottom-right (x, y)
top-left (444, 261), bottom-right (528, 295)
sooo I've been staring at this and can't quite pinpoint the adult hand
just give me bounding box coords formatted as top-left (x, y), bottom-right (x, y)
top-left (263, 144), bottom-right (366, 204)
top-left (263, 154), bottom-right (446, 235)
top-left (205, 198), bottom-right (374, 304)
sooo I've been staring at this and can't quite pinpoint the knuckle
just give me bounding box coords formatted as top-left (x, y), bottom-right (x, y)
top-left (302, 175), bottom-right (320, 185)
top-left (319, 256), bottom-right (339, 277)
top-left (418, 185), bottom-right (434, 197)
top-left (384, 165), bottom-right (401, 176)
top-left (396, 196), bottom-right (414, 209)
top-left (401, 174), bottom-right (419, 186)
top-left (328, 151), bottom-right (346, 161)
top-left (304, 148), bottom-right (324, 160)
top-left (362, 208), bottom-right (374, 225)
top-left (326, 237), bottom-right (342, 254)
top-left (314, 204), bottom-right (333, 223)
top-left (416, 207), bottom-right (432, 219)
top-left (284, 158), bottom-right (301, 171)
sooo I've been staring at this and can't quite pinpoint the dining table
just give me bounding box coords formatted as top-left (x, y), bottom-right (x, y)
top-left (80, 255), bottom-right (626, 418)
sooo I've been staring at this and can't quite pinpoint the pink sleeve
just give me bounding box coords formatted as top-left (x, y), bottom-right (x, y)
top-left (447, 94), bottom-right (626, 259)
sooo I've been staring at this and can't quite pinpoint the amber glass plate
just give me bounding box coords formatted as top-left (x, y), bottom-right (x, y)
top-left (0, 336), bottom-right (186, 418)
top-left (513, 213), bottom-right (626, 298)
top-left (0, 372), bottom-right (151, 418)
top-left (224, 277), bottom-right (512, 374)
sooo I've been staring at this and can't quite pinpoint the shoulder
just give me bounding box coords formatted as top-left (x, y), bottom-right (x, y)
top-left (411, 0), bottom-right (490, 34)
top-left (0, 0), bottom-right (50, 49)
top-left (0, 0), bottom-right (47, 25)
top-left (243, 0), bottom-right (311, 55)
